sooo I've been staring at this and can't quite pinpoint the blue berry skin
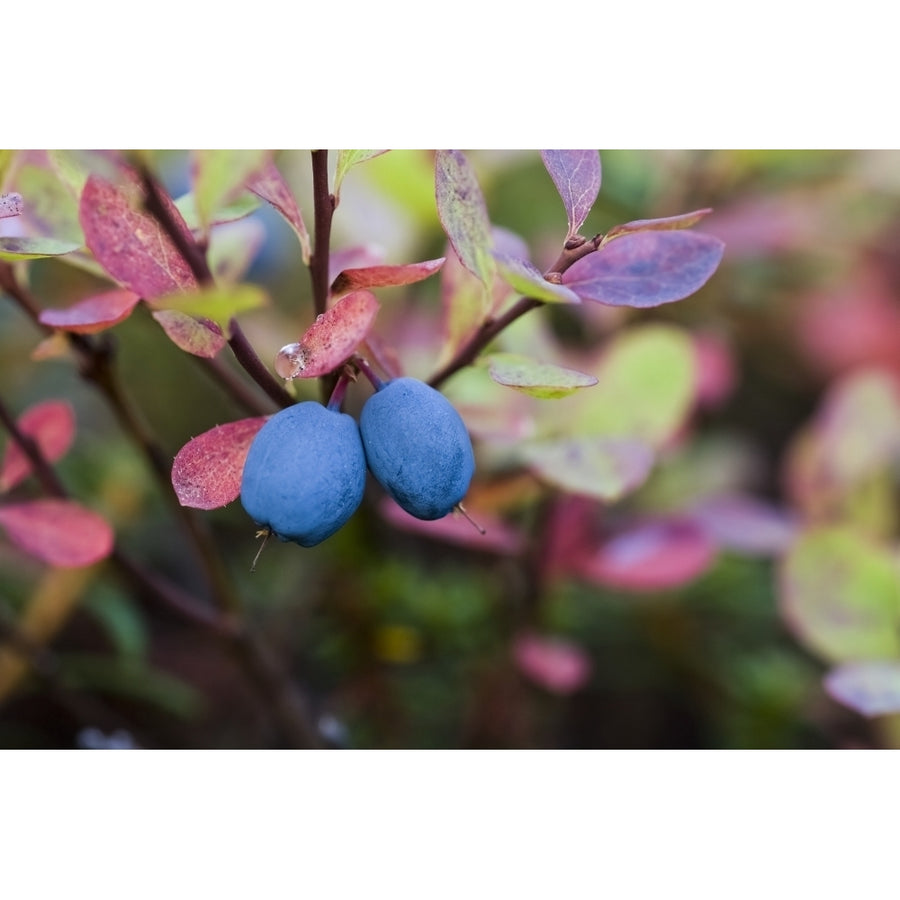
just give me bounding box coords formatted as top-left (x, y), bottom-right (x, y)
top-left (360, 377), bottom-right (475, 520)
top-left (240, 402), bottom-right (366, 547)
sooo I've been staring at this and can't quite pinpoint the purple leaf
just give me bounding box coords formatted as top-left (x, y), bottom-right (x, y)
top-left (434, 150), bottom-right (495, 288)
top-left (562, 230), bottom-right (725, 308)
top-left (689, 493), bottom-right (797, 556)
top-left (541, 150), bottom-right (601, 239)
top-left (602, 209), bottom-right (712, 244)
top-left (824, 662), bottom-right (900, 717)
top-left (247, 160), bottom-right (311, 264)
top-left (0, 192), bottom-right (23, 219)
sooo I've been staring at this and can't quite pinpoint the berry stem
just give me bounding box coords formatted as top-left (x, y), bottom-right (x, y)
top-left (354, 356), bottom-right (386, 391)
top-left (326, 371), bottom-right (353, 411)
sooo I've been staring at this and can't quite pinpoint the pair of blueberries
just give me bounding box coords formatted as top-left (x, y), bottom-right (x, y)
top-left (240, 378), bottom-right (475, 547)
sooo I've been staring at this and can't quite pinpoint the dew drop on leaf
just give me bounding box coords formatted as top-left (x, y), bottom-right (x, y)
top-left (274, 342), bottom-right (310, 379)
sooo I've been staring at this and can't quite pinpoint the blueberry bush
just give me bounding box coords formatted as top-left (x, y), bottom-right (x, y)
top-left (1, 149), bottom-right (898, 749)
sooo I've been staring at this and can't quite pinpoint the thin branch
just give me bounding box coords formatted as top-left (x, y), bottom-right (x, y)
top-left (427, 233), bottom-right (604, 389)
top-left (309, 150), bottom-right (335, 318)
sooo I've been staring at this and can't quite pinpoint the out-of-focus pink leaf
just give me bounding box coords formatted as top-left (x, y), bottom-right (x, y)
top-left (275, 291), bottom-right (380, 380)
top-left (562, 230), bottom-right (724, 308)
top-left (576, 518), bottom-right (716, 591)
top-left (693, 331), bottom-right (737, 409)
top-left (602, 209), bottom-right (712, 244)
top-left (689, 494), bottom-right (797, 556)
top-left (79, 173), bottom-right (197, 299)
top-left (824, 661), bottom-right (900, 717)
top-left (779, 527), bottom-right (900, 664)
top-left (487, 353), bottom-right (597, 399)
top-left (328, 245), bottom-right (384, 283)
top-left (0, 499), bottom-right (114, 567)
top-left (331, 258), bottom-right (445, 297)
top-left (521, 436), bottom-right (654, 502)
top-left (151, 310), bottom-right (226, 358)
top-left (378, 497), bottom-right (525, 554)
top-left (1, 400), bottom-right (76, 492)
top-left (172, 417), bottom-right (268, 509)
top-left (0, 192), bottom-right (23, 218)
top-left (512, 632), bottom-right (592, 694)
top-left (435, 150), bottom-right (495, 289)
top-left (38, 289), bottom-right (141, 334)
top-left (247, 160), bottom-right (311, 264)
top-left (541, 150), bottom-right (601, 239)
top-left (0, 236), bottom-right (81, 261)
top-left (494, 254), bottom-right (582, 305)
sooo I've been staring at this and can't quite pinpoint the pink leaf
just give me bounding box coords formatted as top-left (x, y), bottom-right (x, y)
top-left (172, 417), bottom-right (268, 509)
top-left (247, 160), bottom-right (311, 263)
top-left (512, 633), bottom-right (592, 695)
top-left (378, 497), bottom-right (525, 554)
top-left (0, 499), bottom-right (114, 567)
top-left (541, 150), bottom-right (602, 239)
top-left (328, 245), bottom-right (384, 283)
top-left (151, 310), bottom-right (226, 358)
top-left (275, 291), bottom-right (380, 380)
top-left (79, 173), bottom-right (198, 299)
top-left (38, 288), bottom-right (141, 334)
top-left (562, 230), bottom-right (724, 308)
top-left (331, 258), bottom-right (445, 297)
top-left (1, 400), bottom-right (76, 492)
top-left (576, 518), bottom-right (716, 591)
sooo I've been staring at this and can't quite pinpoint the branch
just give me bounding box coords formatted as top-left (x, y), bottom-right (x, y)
top-left (309, 150), bottom-right (335, 318)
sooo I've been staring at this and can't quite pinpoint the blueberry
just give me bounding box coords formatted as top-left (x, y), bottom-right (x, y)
top-left (360, 377), bottom-right (475, 520)
top-left (240, 402), bottom-right (366, 547)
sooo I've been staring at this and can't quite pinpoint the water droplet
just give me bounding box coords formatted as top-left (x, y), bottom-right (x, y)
top-left (315, 313), bottom-right (325, 323)
top-left (274, 342), bottom-right (310, 379)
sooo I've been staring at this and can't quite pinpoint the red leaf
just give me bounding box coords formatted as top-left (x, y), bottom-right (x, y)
top-left (328, 245), bottom-right (384, 283)
top-left (247, 160), bottom-right (311, 262)
top-left (172, 417), bottom-right (268, 509)
top-left (562, 230), bottom-right (724, 308)
top-left (1, 400), bottom-right (76, 492)
top-left (378, 497), bottom-right (525, 554)
top-left (151, 310), bottom-right (226, 358)
top-left (38, 288), bottom-right (141, 334)
top-left (541, 150), bottom-right (602, 239)
top-left (512, 633), bottom-right (592, 694)
top-left (0, 499), bottom-right (114, 567)
top-left (79, 173), bottom-right (198, 299)
top-left (275, 291), bottom-right (380, 380)
top-left (576, 518), bottom-right (716, 591)
top-left (330, 258), bottom-right (445, 297)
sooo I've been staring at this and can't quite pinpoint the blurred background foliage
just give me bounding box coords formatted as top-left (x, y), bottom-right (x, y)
top-left (1, 149), bottom-right (899, 749)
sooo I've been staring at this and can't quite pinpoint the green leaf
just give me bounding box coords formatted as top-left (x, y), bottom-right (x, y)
top-left (780, 527), bottom-right (900, 664)
top-left (520, 436), bottom-right (654, 502)
top-left (174, 191), bottom-right (261, 231)
top-left (148, 284), bottom-right (268, 331)
top-left (558, 324), bottom-right (697, 447)
top-left (486, 353), bottom-right (597, 399)
top-left (334, 150), bottom-right (389, 196)
top-left (190, 150), bottom-right (270, 235)
top-left (13, 163), bottom-right (83, 242)
top-left (494, 254), bottom-right (582, 304)
top-left (435, 149), bottom-right (496, 292)
top-left (0, 236), bottom-right (81, 261)
top-left (601, 208), bottom-right (713, 245)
